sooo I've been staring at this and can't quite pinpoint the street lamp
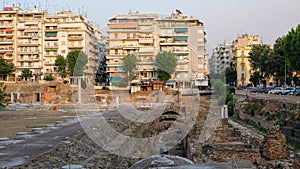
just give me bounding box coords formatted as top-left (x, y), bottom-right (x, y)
top-left (284, 57), bottom-right (287, 87)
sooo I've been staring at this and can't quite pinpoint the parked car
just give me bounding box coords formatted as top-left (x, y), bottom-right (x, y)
top-left (256, 87), bottom-right (268, 93)
top-left (282, 87), bottom-right (296, 95)
top-left (268, 87), bottom-right (283, 94)
top-left (288, 88), bottom-right (300, 96)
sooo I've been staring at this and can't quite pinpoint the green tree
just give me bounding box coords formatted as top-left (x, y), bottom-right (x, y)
top-left (274, 25), bottom-right (300, 86)
top-left (249, 44), bottom-right (273, 86)
top-left (272, 37), bottom-right (286, 86)
top-left (67, 50), bottom-right (88, 76)
top-left (155, 51), bottom-right (177, 82)
top-left (55, 55), bottom-right (68, 78)
top-left (20, 68), bottom-right (32, 81)
top-left (122, 54), bottom-right (137, 80)
top-left (225, 65), bottom-right (237, 86)
top-left (0, 58), bottom-right (15, 81)
top-left (249, 71), bottom-right (262, 87)
top-left (0, 82), bottom-right (8, 107)
top-left (43, 74), bottom-right (54, 81)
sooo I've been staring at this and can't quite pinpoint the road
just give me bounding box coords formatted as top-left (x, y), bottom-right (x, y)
top-left (0, 122), bottom-right (84, 168)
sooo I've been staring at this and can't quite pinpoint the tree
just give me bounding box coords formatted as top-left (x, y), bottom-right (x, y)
top-left (66, 50), bottom-right (88, 76)
top-left (249, 71), bottom-right (262, 87)
top-left (0, 58), bottom-right (15, 81)
top-left (20, 68), bottom-right (32, 81)
top-left (155, 51), bottom-right (177, 82)
top-left (274, 25), bottom-right (300, 86)
top-left (0, 82), bottom-right (8, 107)
top-left (225, 65), bottom-right (237, 86)
top-left (249, 44), bottom-right (273, 87)
top-left (43, 74), bottom-right (54, 81)
top-left (55, 55), bottom-right (68, 78)
top-left (122, 54), bottom-right (137, 81)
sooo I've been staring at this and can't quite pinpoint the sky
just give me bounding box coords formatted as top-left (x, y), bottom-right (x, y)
top-left (3, 0), bottom-right (300, 53)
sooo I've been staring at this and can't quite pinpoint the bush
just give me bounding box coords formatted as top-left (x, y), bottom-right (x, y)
top-left (44, 74), bottom-right (54, 81)
top-left (102, 86), bottom-right (110, 90)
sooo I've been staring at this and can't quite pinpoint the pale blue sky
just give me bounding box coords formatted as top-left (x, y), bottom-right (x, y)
top-left (4, 0), bottom-right (300, 52)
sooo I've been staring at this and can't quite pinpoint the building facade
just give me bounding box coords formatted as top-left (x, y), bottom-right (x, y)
top-left (107, 11), bottom-right (209, 88)
top-left (0, 6), bottom-right (106, 84)
top-left (210, 43), bottom-right (234, 74)
top-left (232, 34), bottom-right (260, 86)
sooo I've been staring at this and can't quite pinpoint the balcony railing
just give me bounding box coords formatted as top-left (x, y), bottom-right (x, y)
top-left (18, 42), bottom-right (39, 46)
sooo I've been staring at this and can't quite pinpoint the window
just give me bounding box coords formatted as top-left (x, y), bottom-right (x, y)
top-left (197, 38), bottom-right (204, 43)
top-left (61, 50), bottom-right (66, 54)
top-left (197, 30), bottom-right (204, 34)
top-left (198, 46), bottom-right (204, 51)
top-left (242, 73), bottom-right (245, 80)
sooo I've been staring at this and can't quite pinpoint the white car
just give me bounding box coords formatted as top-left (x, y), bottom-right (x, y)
top-left (268, 87), bottom-right (283, 94)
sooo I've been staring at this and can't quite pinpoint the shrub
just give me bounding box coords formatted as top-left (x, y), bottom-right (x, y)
top-left (44, 74), bottom-right (54, 81)
top-left (102, 86), bottom-right (110, 90)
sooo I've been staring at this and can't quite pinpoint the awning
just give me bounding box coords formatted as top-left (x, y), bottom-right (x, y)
top-left (110, 77), bottom-right (122, 82)
top-left (174, 28), bottom-right (188, 33)
top-left (6, 27), bottom-right (12, 32)
top-left (45, 32), bottom-right (57, 37)
top-left (174, 36), bottom-right (188, 41)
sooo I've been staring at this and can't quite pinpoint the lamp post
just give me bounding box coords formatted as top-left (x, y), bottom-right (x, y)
top-left (284, 57), bottom-right (287, 88)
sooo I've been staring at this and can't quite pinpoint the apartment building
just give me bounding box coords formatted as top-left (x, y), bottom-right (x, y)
top-left (0, 7), bottom-right (18, 81)
top-left (210, 43), bottom-right (234, 74)
top-left (107, 11), bottom-right (208, 88)
top-left (107, 13), bottom-right (158, 84)
top-left (16, 7), bottom-right (45, 81)
top-left (233, 34), bottom-right (260, 86)
top-left (0, 6), bottom-right (105, 83)
top-left (43, 11), bottom-right (97, 82)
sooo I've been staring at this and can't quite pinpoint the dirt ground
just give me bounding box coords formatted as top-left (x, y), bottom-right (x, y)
top-left (0, 110), bottom-right (76, 139)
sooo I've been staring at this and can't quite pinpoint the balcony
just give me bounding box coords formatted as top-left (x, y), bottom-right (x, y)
top-left (0, 17), bottom-right (13, 21)
top-left (0, 24), bottom-right (13, 28)
top-left (160, 41), bottom-right (188, 46)
top-left (177, 60), bottom-right (189, 64)
top-left (68, 36), bottom-right (84, 41)
top-left (18, 57), bottom-right (40, 62)
top-left (0, 47), bottom-right (13, 53)
top-left (44, 61), bottom-right (55, 66)
top-left (173, 49), bottom-right (189, 55)
top-left (137, 60), bottom-right (154, 65)
top-left (18, 34), bottom-right (33, 39)
top-left (18, 50), bottom-right (39, 54)
top-left (3, 57), bottom-right (13, 62)
top-left (124, 36), bottom-right (139, 40)
top-left (139, 39), bottom-right (153, 44)
top-left (139, 27), bottom-right (153, 32)
top-left (45, 28), bottom-right (58, 32)
top-left (68, 45), bottom-right (83, 49)
top-left (0, 32), bottom-right (13, 37)
top-left (139, 48), bottom-right (154, 53)
top-left (0, 39), bottom-right (13, 44)
top-left (176, 68), bottom-right (189, 72)
top-left (18, 64), bottom-right (42, 69)
top-left (18, 42), bottom-right (39, 46)
top-left (107, 68), bottom-right (125, 73)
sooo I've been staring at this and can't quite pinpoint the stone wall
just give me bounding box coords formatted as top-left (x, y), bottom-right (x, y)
top-left (5, 82), bottom-right (72, 104)
top-left (234, 92), bottom-right (300, 145)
